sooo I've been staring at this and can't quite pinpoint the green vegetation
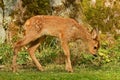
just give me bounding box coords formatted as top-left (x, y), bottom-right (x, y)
top-left (0, 36), bottom-right (120, 71)
top-left (0, 35), bottom-right (120, 80)
top-left (0, 64), bottom-right (120, 80)
top-left (22, 0), bottom-right (51, 15)
top-left (82, 0), bottom-right (120, 32)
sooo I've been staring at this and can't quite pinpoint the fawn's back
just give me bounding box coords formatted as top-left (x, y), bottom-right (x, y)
top-left (24, 15), bottom-right (89, 41)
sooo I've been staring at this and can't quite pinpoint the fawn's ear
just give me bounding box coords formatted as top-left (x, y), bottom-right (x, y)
top-left (91, 28), bottom-right (99, 40)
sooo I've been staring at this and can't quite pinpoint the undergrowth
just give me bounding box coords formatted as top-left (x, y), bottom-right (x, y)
top-left (0, 36), bottom-right (120, 71)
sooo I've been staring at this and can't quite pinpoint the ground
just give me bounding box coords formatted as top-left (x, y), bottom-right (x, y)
top-left (0, 64), bottom-right (120, 80)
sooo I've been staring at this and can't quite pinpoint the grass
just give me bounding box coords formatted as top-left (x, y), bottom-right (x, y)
top-left (0, 64), bottom-right (120, 80)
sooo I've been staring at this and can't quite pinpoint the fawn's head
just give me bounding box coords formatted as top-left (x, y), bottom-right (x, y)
top-left (88, 29), bottom-right (99, 56)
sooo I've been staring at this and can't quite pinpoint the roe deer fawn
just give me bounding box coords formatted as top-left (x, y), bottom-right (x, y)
top-left (12, 15), bottom-right (99, 72)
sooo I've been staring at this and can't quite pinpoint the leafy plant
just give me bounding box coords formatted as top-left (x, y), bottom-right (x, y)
top-left (0, 43), bottom-right (13, 64)
top-left (82, 0), bottom-right (120, 33)
top-left (36, 36), bottom-right (62, 65)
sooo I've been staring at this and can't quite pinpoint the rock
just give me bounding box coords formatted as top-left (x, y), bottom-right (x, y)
top-left (0, 26), bottom-right (6, 44)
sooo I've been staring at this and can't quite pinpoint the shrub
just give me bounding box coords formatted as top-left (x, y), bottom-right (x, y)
top-left (36, 36), bottom-right (62, 65)
top-left (0, 43), bottom-right (13, 67)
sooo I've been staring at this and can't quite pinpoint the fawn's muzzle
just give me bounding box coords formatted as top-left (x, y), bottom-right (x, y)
top-left (93, 54), bottom-right (98, 57)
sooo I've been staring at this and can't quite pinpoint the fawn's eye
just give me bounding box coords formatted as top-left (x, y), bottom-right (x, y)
top-left (94, 46), bottom-right (97, 49)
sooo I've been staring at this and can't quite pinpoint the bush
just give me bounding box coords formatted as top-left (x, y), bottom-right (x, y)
top-left (82, 0), bottom-right (120, 33)
top-left (0, 43), bottom-right (13, 65)
top-left (36, 36), bottom-right (62, 65)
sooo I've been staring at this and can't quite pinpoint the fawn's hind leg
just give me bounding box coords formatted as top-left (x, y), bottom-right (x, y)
top-left (12, 36), bottom-right (32, 72)
top-left (12, 33), bottom-right (42, 72)
top-left (28, 36), bottom-right (46, 71)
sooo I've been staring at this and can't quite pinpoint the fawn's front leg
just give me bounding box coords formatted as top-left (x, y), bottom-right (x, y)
top-left (60, 35), bottom-right (73, 72)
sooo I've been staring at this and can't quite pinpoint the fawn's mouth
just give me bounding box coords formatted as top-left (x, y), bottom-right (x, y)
top-left (93, 54), bottom-right (98, 57)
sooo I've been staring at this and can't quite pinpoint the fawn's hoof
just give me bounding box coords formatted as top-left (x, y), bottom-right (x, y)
top-left (38, 67), bottom-right (44, 71)
top-left (65, 66), bottom-right (73, 72)
top-left (11, 65), bottom-right (17, 72)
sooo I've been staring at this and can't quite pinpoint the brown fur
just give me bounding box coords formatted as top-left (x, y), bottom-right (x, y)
top-left (12, 15), bottom-right (99, 72)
